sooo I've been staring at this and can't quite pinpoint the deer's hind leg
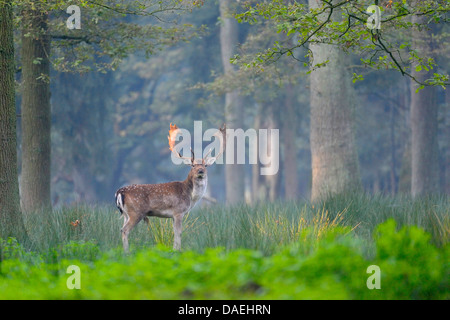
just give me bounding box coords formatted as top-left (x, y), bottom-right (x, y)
top-left (121, 209), bottom-right (142, 253)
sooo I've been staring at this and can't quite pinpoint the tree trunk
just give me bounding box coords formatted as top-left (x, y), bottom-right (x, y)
top-left (0, 0), bottom-right (28, 239)
top-left (398, 141), bottom-right (411, 194)
top-left (219, 0), bottom-right (245, 205)
top-left (251, 102), bottom-right (281, 202)
top-left (252, 111), bottom-right (264, 202)
top-left (266, 135), bottom-right (280, 201)
top-left (263, 103), bottom-right (280, 201)
top-left (410, 12), bottom-right (439, 197)
top-left (389, 95), bottom-right (397, 195)
top-left (308, 0), bottom-right (361, 201)
top-left (20, 5), bottom-right (51, 212)
top-left (283, 83), bottom-right (299, 200)
top-left (445, 88), bottom-right (450, 195)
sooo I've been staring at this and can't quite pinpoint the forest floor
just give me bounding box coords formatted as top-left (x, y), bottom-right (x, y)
top-left (0, 193), bottom-right (448, 299)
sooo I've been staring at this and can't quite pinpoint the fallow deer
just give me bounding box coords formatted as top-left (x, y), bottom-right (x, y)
top-left (115, 123), bottom-right (226, 252)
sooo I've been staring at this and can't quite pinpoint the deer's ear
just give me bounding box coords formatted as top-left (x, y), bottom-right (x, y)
top-left (204, 157), bottom-right (217, 167)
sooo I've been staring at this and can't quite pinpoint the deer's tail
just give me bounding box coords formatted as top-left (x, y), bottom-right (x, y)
top-left (115, 191), bottom-right (124, 216)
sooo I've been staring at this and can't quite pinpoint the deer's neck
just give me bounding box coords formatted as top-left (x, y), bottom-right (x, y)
top-left (184, 175), bottom-right (207, 208)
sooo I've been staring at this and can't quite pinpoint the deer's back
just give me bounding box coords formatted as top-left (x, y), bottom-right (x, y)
top-left (116, 181), bottom-right (191, 218)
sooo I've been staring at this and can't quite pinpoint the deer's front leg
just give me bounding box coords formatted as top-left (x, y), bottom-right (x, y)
top-left (173, 214), bottom-right (183, 251)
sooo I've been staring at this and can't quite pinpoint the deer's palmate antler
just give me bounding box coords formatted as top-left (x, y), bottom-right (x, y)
top-left (115, 123), bottom-right (226, 252)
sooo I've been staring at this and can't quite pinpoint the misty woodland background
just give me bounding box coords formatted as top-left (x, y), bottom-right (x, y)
top-left (2, 0), bottom-right (447, 215)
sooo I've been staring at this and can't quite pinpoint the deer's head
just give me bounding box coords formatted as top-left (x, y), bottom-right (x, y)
top-left (168, 123), bottom-right (226, 182)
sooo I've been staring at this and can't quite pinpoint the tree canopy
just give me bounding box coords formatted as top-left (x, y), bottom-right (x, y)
top-left (233, 0), bottom-right (449, 89)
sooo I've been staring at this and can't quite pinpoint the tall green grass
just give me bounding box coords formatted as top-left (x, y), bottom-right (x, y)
top-left (17, 192), bottom-right (449, 255)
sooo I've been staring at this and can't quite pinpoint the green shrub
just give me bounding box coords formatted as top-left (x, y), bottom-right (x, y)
top-left (0, 237), bottom-right (27, 260)
top-left (0, 220), bottom-right (447, 299)
top-left (370, 219), bottom-right (448, 299)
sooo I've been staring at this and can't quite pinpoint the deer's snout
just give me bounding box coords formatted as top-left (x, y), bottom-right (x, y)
top-left (198, 168), bottom-right (205, 175)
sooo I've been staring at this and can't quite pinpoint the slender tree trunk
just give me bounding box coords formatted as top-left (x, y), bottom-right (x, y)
top-left (410, 12), bottom-right (439, 197)
top-left (398, 141), bottom-right (411, 194)
top-left (219, 0), bottom-right (245, 205)
top-left (252, 111), bottom-right (263, 202)
top-left (0, 0), bottom-right (28, 239)
top-left (308, 0), bottom-right (361, 201)
top-left (389, 95), bottom-right (397, 195)
top-left (398, 79), bottom-right (411, 194)
top-left (283, 83), bottom-right (299, 200)
top-left (20, 5), bottom-right (51, 212)
top-left (263, 103), bottom-right (280, 201)
top-left (251, 102), bottom-right (281, 202)
top-left (445, 89), bottom-right (450, 195)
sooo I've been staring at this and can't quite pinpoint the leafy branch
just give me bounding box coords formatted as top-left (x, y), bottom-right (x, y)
top-left (233, 0), bottom-right (449, 88)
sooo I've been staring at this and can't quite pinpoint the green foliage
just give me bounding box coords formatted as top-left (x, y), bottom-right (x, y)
top-left (0, 237), bottom-right (28, 261)
top-left (0, 219), bottom-right (447, 299)
top-left (12, 0), bottom-right (197, 73)
top-left (234, 0), bottom-right (449, 88)
top-left (372, 220), bottom-right (448, 299)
